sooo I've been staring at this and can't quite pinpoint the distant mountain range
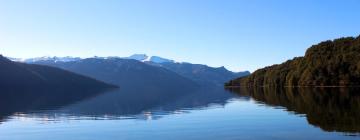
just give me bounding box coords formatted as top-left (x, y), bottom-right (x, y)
top-left (7, 54), bottom-right (174, 63)
top-left (8, 56), bottom-right (82, 63)
top-left (10, 54), bottom-right (250, 87)
top-left (0, 55), bottom-right (116, 89)
top-left (226, 35), bottom-right (360, 87)
top-left (147, 62), bottom-right (249, 86)
top-left (31, 57), bottom-right (199, 94)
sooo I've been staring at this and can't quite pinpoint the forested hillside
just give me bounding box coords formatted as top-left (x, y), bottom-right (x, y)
top-left (226, 36), bottom-right (360, 87)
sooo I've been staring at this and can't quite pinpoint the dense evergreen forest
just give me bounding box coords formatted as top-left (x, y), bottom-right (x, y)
top-left (226, 36), bottom-right (360, 87)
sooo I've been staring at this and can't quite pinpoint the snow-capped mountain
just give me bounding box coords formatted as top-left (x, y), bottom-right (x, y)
top-left (8, 56), bottom-right (82, 63)
top-left (9, 54), bottom-right (176, 64)
top-left (122, 54), bottom-right (174, 63)
top-left (123, 54), bottom-right (149, 61)
top-left (149, 56), bottom-right (174, 63)
top-left (0, 55), bottom-right (116, 89)
top-left (9, 54), bottom-right (249, 86)
top-left (6, 57), bottom-right (25, 62)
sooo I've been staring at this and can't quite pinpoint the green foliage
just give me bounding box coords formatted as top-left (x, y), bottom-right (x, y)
top-left (226, 36), bottom-right (360, 87)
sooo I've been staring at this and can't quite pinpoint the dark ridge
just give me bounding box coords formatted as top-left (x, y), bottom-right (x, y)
top-left (0, 55), bottom-right (117, 89)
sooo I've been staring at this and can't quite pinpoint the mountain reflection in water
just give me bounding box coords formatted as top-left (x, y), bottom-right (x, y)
top-left (0, 88), bottom-right (108, 122)
top-left (227, 87), bottom-right (360, 134)
top-left (1, 86), bottom-right (360, 139)
top-left (0, 86), bottom-right (238, 122)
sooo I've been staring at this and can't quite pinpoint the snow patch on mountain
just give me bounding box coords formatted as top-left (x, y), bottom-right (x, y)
top-left (123, 54), bottom-right (149, 61)
top-left (6, 57), bottom-right (26, 62)
top-left (8, 56), bottom-right (82, 63)
top-left (149, 56), bottom-right (174, 63)
top-left (121, 54), bottom-right (175, 63)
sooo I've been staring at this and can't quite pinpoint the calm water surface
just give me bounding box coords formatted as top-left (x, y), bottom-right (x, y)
top-left (0, 86), bottom-right (359, 140)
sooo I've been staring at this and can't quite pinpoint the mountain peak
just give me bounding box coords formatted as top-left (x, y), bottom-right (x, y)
top-left (123, 54), bottom-right (174, 63)
top-left (6, 56), bottom-right (82, 63)
top-left (125, 54), bottom-right (149, 61)
top-left (149, 56), bottom-right (174, 63)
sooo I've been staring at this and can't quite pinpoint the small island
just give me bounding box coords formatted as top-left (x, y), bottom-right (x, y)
top-left (226, 36), bottom-right (360, 87)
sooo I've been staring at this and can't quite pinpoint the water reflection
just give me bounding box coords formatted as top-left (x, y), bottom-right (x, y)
top-left (0, 86), bottom-right (237, 122)
top-left (227, 87), bottom-right (360, 134)
top-left (1, 86), bottom-right (360, 139)
top-left (0, 88), bottom-right (108, 123)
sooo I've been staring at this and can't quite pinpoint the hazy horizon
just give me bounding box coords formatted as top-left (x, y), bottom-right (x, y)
top-left (1, 0), bottom-right (360, 72)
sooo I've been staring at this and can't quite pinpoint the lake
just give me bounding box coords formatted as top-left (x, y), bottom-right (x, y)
top-left (0, 86), bottom-right (359, 140)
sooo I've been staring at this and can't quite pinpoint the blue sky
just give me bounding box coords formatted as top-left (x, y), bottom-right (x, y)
top-left (0, 0), bottom-right (359, 72)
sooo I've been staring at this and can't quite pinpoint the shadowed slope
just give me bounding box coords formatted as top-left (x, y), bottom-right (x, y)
top-left (33, 58), bottom-right (198, 93)
top-left (0, 55), bottom-right (116, 89)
